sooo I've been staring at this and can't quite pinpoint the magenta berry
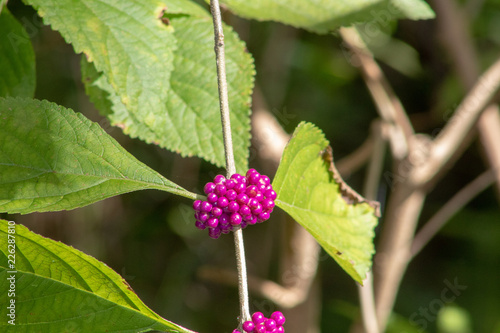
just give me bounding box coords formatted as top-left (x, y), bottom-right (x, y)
top-left (214, 184), bottom-right (227, 196)
top-left (207, 193), bottom-right (218, 204)
top-left (252, 312), bottom-right (265, 324)
top-left (208, 227), bottom-right (221, 239)
top-left (234, 182), bottom-right (246, 193)
top-left (214, 175), bottom-right (226, 184)
top-left (230, 213), bottom-right (242, 225)
top-left (226, 189), bottom-right (238, 201)
top-left (264, 189), bottom-right (277, 200)
top-left (197, 212), bottom-right (209, 222)
top-left (228, 201), bottom-right (240, 213)
top-left (204, 182), bottom-right (216, 194)
top-left (242, 321), bottom-right (255, 332)
top-left (265, 319), bottom-right (277, 331)
top-left (262, 198), bottom-right (275, 210)
top-left (200, 201), bottom-right (212, 212)
top-left (271, 312), bottom-right (286, 326)
top-left (207, 218), bottom-right (218, 228)
top-left (254, 324), bottom-right (266, 333)
top-left (211, 207), bottom-right (223, 217)
top-left (217, 197), bottom-right (229, 208)
top-left (194, 171), bottom-right (276, 238)
top-left (193, 200), bottom-right (202, 211)
top-left (194, 220), bottom-right (206, 230)
top-left (237, 311), bottom-right (286, 333)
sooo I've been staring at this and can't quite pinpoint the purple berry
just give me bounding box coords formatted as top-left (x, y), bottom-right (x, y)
top-left (257, 212), bottom-right (270, 222)
top-left (204, 182), bottom-right (216, 194)
top-left (246, 168), bottom-right (258, 177)
top-left (248, 198), bottom-right (259, 208)
top-left (259, 175), bottom-right (271, 186)
top-left (242, 320), bottom-right (255, 332)
top-left (254, 323), bottom-right (266, 333)
top-left (271, 312), bottom-right (286, 326)
top-left (207, 193), bottom-right (218, 204)
top-left (262, 198), bottom-right (275, 210)
top-left (264, 189), bottom-right (277, 200)
top-left (231, 173), bottom-right (245, 183)
top-left (257, 184), bottom-right (267, 192)
top-left (237, 193), bottom-right (250, 205)
top-left (247, 172), bottom-right (261, 185)
top-left (217, 197), bottom-right (229, 208)
top-left (228, 201), bottom-right (240, 213)
top-left (248, 217), bottom-right (258, 225)
top-left (239, 205), bottom-right (251, 216)
top-left (274, 327), bottom-right (284, 333)
top-left (219, 213), bottom-right (230, 225)
top-left (242, 214), bottom-right (254, 222)
top-left (254, 192), bottom-right (264, 202)
top-left (233, 330), bottom-right (242, 333)
top-left (234, 182), bottom-right (246, 194)
top-left (240, 220), bottom-right (248, 229)
top-left (208, 227), bottom-right (221, 239)
top-left (198, 212), bottom-right (210, 222)
top-left (215, 184), bottom-right (227, 196)
top-left (265, 319), bottom-right (277, 331)
top-left (226, 189), bottom-right (238, 201)
top-left (193, 200), bottom-right (202, 211)
top-left (207, 218), bottom-right (218, 228)
top-left (220, 223), bottom-right (232, 234)
top-left (211, 207), bottom-right (223, 217)
top-left (252, 312), bottom-right (266, 324)
top-left (195, 220), bottom-right (206, 230)
top-left (230, 213), bottom-right (242, 225)
top-left (251, 203), bottom-right (263, 215)
top-left (214, 175), bottom-right (226, 184)
top-left (246, 185), bottom-right (258, 197)
top-left (225, 179), bottom-right (236, 189)
top-left (200, 201), bottom-right (212, 213)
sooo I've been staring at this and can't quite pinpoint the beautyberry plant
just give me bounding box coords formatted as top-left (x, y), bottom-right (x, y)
top-left (232, 311), bottom-right (286, 333)
top-left (193, 169), bottom-right (276, 239)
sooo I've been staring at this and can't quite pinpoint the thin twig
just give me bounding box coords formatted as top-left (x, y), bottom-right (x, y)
top-left (410, 168), bottom-right (496, 258)
top-left (432, 0), bottom-right (500, 196)
top-left (209, 0), bottom-right (251, 325)
top-left (410, 57), bottom-right (500, 186)
top-left (339, 27), bottom-right (413, 160)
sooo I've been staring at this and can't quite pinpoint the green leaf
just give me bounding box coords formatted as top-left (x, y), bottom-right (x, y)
top-left (0, 9), bottom-right (36, 98)
top-left (0, 97), bottom-right (197, 214)
top-left (26, 0), bottom-right (253, 173)
top-left (0, 220), bottom-right (195, 332)
top-left (273, 122), bottom-right (379, 284)
top-left (219, 0), bottom-right (435, 34)
top-left (81, 7), bottom-right (253, 173)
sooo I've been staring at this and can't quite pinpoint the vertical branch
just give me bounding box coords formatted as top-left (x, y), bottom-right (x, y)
top-left (209, 0), bottom-right (251, 325)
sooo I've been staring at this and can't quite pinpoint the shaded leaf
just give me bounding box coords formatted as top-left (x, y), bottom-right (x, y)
top-left (0, 9), bottom-right (36, 98)
top-left (0, 97), bottom-right (196, 214)
top-left (273, 122), bottom-right (379, 284)
top-left (0, 220), bottom-right (195, 332)
top-left (219, 0), bottom-right (435, 34)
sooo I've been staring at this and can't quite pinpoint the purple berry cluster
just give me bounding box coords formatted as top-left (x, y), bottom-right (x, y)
top-left (193, 169), bottom-right (276, 239)
top-left (233, 311), bottom-right (286, 333)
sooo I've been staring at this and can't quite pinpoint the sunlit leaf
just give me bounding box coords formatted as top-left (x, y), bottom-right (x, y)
top-left (0, 220), bottom-right (195, 332)
top-left (273, 122), bottom-right (379, 284)
top-left (25, 0), bottom-right (253, 172)
top-left (0, 97), bottom-right (196, 214)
